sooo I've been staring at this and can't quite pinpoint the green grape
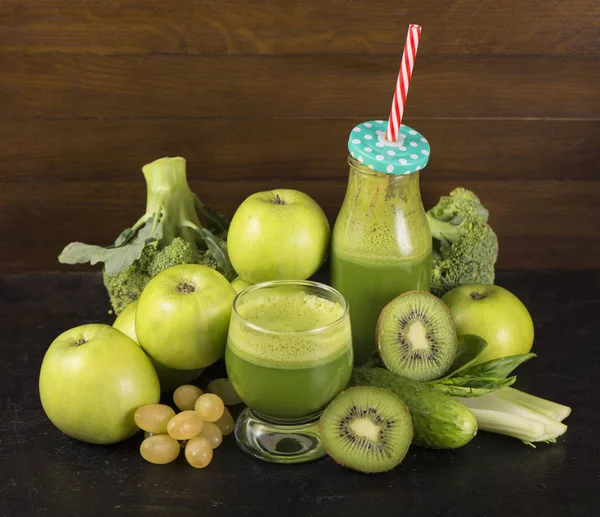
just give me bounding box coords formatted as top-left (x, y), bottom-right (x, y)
top-left (134, 404), bottom-right (176, 434)
top-left (173, 385), bottom-right (203, 411)
top-left (215, 407), bottom-right (235, 436)
top-left (198, 422), bottom-right (223, 449)
top-left (194, 394), bottom-right (225, 423)
top-left (167, 410), bottom-right (204, 440)
top-left (207, 378), bottom-right (242, 406)
top-left (140, 434), bottom-right (180, 465)
top-left (185, 436), bottom-right (213, 469)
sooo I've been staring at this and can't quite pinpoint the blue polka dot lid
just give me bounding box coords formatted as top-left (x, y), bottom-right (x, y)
top-left (348, 120), bottom-right (430, 175)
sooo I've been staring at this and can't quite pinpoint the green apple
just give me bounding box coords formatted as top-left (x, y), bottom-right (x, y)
top-left (442, 284), bottom-right (535, 365)
top-left (136, 264), bottom-right (236, 370)
top-left (39, 324), bottom-right (160, 444)
top-left (227, 189), bottom-right (330, 284)
top-left (113, 301), bottom-right (204, 393)
top-left (230, 276), bottom-right (253, 294)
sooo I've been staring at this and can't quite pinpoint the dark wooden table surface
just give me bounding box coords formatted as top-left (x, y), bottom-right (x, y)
top-left (1, 271), bottom-right (598, 517)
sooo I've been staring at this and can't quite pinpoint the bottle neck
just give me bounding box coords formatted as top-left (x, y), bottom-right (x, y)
top-left (347, 156), bottom-right (423, 204)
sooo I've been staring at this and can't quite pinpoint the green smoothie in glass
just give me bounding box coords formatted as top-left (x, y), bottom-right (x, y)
top-left (226, 280), bottom-right (352, 463)
top-left (331, 120), bottom-right (432, 365)
top-left (226, 285), bottom-right (352, 421)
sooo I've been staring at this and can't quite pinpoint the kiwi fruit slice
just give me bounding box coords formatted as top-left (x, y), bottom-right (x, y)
top-left (376, 291), bottom-right (458, 382)
top-left (319, 386), bottom-right (413, 473)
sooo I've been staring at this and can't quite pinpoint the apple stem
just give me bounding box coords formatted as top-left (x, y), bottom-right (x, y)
top-left (74, 338), bottom-right (87, 347)
top-left (177, 282), bottom-right (196, 294)
top-left (470, 292), bottom-right (486, 301)
top-left (273, 194), bottom-right (285, 205)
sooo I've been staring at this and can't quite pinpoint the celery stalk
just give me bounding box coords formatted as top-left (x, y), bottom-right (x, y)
top-left (465, 408), bottom-right (546, 444)
top-left (455, 391), bottom-right (569, 446)
top-left (495, 387), bottom-right (572, 422)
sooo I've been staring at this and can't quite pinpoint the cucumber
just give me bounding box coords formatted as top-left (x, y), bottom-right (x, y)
top-left (350, 367), bottom-right (478, 449)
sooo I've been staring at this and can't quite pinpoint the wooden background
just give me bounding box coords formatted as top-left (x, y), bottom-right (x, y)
top-left (2, 0), bottom-right (599, 273)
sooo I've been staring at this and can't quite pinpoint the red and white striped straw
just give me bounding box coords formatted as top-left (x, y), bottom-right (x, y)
top-left (385, 24), bottom-right (422, 142)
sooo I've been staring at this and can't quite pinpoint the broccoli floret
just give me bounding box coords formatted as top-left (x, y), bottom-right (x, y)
top-left (102, 238), bottom-right (196, 314)
top-left (145, 237), bottom-right (195, 278)
top-left (59, 157), bottom-right (235, 314)
top-left (102, 260), bottom-right (151, 315)
top-left (426, 188), bottom-right (499, 298)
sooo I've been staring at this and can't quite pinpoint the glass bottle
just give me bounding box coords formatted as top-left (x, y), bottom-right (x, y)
top-left (331, 121), bottom-right (432, 365)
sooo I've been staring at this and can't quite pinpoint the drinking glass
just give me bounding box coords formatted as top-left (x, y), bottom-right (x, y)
top-left (225, 280), bottom-right (352, 463)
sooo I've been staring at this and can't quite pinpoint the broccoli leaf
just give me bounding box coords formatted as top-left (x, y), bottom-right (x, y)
top-left (192, 227), bottom-right (235, 279)
top-left (59, 220), bottom-right (162, 276)
top-left (194, 196), bottom-right (230, 232)
top-left (113, 215), bottom-right (155, 246)
top-left (114, 228), bottom-right (135, 247)
top-left (59, 242), bottom-right (137, 276)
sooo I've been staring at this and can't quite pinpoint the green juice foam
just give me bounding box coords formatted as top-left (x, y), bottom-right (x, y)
top-left (228, 290), bottom-right (350, 368)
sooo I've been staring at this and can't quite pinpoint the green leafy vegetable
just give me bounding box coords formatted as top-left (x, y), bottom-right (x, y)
top-left (436, 334), bottom-right (488, 381)
top-left (431, 352), bottom-right (536, 397)
top-left (189, 226), bottom-right (235, 280)
top-left (432, 375), bottom-right (517, 397)
top-left (195, 198), bottom-right (230, 233)
top-left (460, 353), bottom-right (537, 380)
top-left (59, 217), bottom-right (162, 276)
top-left (460, 353), bottom-right (536, 378)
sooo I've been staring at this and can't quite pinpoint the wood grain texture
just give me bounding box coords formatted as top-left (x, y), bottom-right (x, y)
top-left (3, 118), bottom-right (599, 182)
top-left (2, 180), bottom-right (599, 273)
top-left (2, 0), bottom-right (599, 56)
top-left (3, 54), bottom-right (599, 119)
top-left (1, 0), bottom-right (599, 272)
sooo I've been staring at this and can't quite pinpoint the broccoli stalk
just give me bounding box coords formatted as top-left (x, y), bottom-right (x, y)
top-left (426, 188), bottom-right (499, 297)
top-left (142, 157), bottom-right (204, 247)
top-left (59, 157), bottom-right (235, 314)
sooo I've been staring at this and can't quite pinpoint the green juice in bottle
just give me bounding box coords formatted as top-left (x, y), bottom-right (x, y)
top-left (331, 120), bottom-right (432, 365)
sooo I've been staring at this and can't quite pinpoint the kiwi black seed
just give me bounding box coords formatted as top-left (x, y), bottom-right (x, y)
top-left (319, 386), bottom-right (413, 474)
top-left (376, 290), bottom-right (458, 382)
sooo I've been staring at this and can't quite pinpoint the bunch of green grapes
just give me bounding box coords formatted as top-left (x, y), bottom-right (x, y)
top-left (134, 378), bottom-right (241, 468)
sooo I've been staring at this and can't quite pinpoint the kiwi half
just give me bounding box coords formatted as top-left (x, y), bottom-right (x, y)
top-left (319, 386), bottom-right (413, 473)
top-left (376, 291), bottom-right (458, 382)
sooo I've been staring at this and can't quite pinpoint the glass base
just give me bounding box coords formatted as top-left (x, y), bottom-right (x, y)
top-left (234, 407), bottom-right (326, 464)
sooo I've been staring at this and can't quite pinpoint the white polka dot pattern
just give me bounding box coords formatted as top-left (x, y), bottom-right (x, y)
top-left (347, 120), bottom-right (430, 175)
